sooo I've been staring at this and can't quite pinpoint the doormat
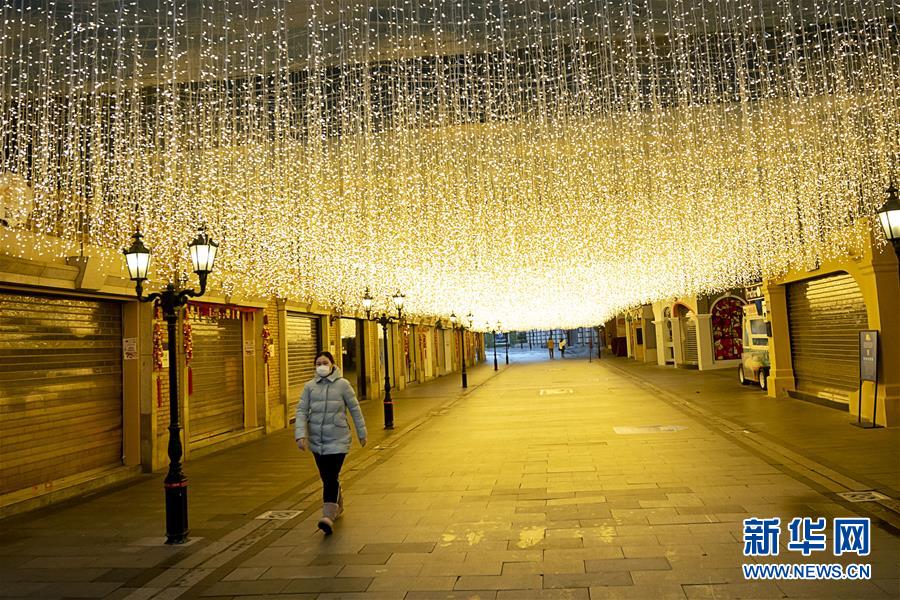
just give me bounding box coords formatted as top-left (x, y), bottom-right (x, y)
top-left (255, 510), bottom-right (303, 520)
top-left (613, 425), bottom-right (687, 434)
top-left (539, 388), bottom-right (574, 396)
top-left (836, 491), bottom-right (890, 503)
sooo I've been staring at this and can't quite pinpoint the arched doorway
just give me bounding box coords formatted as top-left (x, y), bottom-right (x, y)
top-left (673, 303), bottom-right (698, 366)
top-left (711, 297), bottom-right (744, 361)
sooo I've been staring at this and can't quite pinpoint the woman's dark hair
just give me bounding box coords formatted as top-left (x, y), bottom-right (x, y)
top-left (315, 350), bottom-right (336, 365)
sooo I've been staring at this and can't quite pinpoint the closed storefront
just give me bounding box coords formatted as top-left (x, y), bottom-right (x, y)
top-left (682, 319), bottom-right (698, 366)
top-left (444, 328), bottom-right (454, 373)
top-left (663, 307), bottom-right (675, 364)
top-left (339, 318), bottom-right (366, 399)
top-left (286, 312), bottom-right (319, 418)
top-left (188, 312), bottom-right (244, 443)
top-left (787, 272), bottom-right (867, 403)
top-left (0, 291), bottom-right (123, 496)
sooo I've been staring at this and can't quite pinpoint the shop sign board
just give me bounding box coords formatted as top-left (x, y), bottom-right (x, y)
top-left (859, 330), bottom-right (878, 382)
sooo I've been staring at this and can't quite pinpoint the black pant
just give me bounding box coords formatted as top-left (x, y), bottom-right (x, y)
top-left (313, 452), bottom-right (346, 503)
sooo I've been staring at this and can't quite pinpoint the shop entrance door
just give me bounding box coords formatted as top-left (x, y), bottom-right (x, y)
top-left (339, 318), bottom-right (366, 399)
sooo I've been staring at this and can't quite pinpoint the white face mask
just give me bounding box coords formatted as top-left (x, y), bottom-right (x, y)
top-left (316, 364), bottom-right (332, 378)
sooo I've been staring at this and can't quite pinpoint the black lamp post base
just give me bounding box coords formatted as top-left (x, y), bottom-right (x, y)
top-left (164, 481), bottom-right (189, 544)
top-left (383, 398), bottom-right (394, 429)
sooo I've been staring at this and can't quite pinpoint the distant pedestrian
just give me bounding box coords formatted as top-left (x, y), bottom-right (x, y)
top-left (547, 337), bottom-right (555, 359)
top-left (559, 338), bottom-right (567, 358)
top-left (295, 351), bottom-right (367, 535)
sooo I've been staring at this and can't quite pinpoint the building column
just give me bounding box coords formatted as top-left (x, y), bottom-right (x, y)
top-left (131, 300), bottom-right (156, 472)
top-left (392, 322), bottom-right (405, 392)
top-left (625, 318), bottom-right (633, 357)
top-left (695, 314), bottom-right (715, 371)
top-left (653, 320), bottom-right (667, 366)
top-left (671, 317), bottom-right (685, 366)
top-left (241, 311), bottom-right (261, 430)
top-left (276, 300), bottom-right (289, 429)
top-left (763, 282), bottom-right (795, 398)
top-left (856, 257), bottom-right (900, 426)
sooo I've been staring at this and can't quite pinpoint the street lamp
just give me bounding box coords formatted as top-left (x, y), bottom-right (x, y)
top-left (499, 322), bottom-right (508, 365)
top-left (122, 225), bottom-right (218, 545)
top-left (492, 322), bottom-right (499, 371)
top-left (450, 312), bottom-right (468, 388)
top-left (363, 287), bottom-right (404, 429)
top-left (877, 182), bottom-right (900, 261)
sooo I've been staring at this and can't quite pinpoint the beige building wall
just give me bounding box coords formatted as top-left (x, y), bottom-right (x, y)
top-left (764, 227), bottom-right (900, 426)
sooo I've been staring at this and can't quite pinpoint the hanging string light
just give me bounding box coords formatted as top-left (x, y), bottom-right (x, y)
top-left (1, 0), bottom-right (897, 330)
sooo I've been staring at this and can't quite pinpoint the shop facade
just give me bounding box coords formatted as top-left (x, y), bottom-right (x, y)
top-left (0, 230), bottom-right (482, 516)
top-left (764, 228), bottom-right (900, 424)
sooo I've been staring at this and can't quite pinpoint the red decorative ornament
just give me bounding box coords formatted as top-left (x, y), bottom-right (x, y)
top-left (419, 330), bottom-right (427, 360)
top-left (262, 314), bottom-right (273, 386)
top-left (152, 321), bottom-right (164, 371)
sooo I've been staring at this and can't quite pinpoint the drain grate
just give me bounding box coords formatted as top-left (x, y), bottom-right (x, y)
top-left (539, 388), bottom-right (573, 396)
top-left (255, 510), bottom-right (303, 520)
top-left (613, 425), bottom-right (687, 434)
top-left (836, 491), bottom-right (890, 503)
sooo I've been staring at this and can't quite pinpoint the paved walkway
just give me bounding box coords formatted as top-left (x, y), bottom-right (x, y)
top-left (1, 355), bottom-right (898, 599)
top-left (600, 356), bottom-right (900, 499)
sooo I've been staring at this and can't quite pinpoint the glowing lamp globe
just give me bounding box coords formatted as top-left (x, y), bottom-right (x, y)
top-left (392, 290), bottom-right (405, 310)
top-left (189, 227), bottom-right (218, 274)
top-left (123, 231), bottom-right (151, 282)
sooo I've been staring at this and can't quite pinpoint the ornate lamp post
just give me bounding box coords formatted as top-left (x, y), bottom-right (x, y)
top-left (363, 288), bottom-right (404, 429)
top-left (450, 312), bottom-right (468, 388)
top-left (467, 312), bottom-right (474, 359)
top-left (491, 322), bottom-right (499, 371)
top-left (500, 322), bottom-right (508, 365)
top-left (877, 182), bottom-right (900, 273)
top-left (122, 225), bottom-right (218, 545)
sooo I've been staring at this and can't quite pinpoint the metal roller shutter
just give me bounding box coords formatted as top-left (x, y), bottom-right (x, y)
top-left (682, 319), bottom-right (698, 365)
top-left (189, 316), bottom-right (244, 442)
top-left (788, 272), bottom-right (867, 403)
top-left (0, 291), bottom-right (122, 495)
top-left (286, 313), bottom-right (319, 419)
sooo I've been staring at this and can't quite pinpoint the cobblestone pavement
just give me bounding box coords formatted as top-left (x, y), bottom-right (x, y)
top-left (1, 355), bottom-right (898, 600)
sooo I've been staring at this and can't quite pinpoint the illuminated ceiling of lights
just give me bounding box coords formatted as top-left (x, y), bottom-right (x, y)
top-left (1, 0), bottom-right (898, 330)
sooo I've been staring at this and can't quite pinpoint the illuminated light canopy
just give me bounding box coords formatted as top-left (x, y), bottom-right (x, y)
top-left (1, 1), bottom-right (898, 329)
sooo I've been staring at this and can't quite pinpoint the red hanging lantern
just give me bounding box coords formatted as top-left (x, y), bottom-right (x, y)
top-left (262, 314), bottom-right (273, 386)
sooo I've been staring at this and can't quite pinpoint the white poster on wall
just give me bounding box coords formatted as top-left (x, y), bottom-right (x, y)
top-left (123, 337), bottom-right (138, 360)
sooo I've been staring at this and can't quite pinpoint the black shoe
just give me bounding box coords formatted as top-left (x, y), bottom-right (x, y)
top-left (317, 517), bottom-right (334, 535)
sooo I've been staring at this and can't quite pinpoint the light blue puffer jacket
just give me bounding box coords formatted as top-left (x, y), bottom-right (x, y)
top-left (295, 367), bottom-right (367, 455)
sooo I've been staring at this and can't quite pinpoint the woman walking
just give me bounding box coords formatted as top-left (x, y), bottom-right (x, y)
top-left (295, 351), bottom-right (367, 534)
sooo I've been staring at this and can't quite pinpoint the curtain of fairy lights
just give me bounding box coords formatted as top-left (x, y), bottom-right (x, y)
top-left (1, 0), bottom-right (898, 329)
